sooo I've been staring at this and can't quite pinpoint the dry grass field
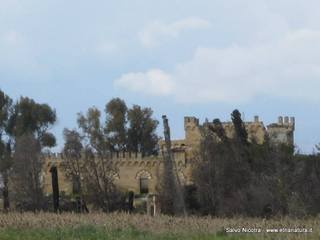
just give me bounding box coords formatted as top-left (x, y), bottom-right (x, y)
top-left (0, 212), bottom-right (318, 239)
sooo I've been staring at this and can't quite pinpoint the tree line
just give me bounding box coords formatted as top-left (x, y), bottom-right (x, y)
top-left (1, 88), bottom-right (320, 216)
top-left (0, 89), bottom-right (159, 212)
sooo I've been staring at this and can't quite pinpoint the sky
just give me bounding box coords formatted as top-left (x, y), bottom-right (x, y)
top-left (1, 0), bottom-right (319, 153)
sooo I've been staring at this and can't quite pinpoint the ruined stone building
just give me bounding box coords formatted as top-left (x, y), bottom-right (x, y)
top-left (43, 115), bottom-right (295, 196)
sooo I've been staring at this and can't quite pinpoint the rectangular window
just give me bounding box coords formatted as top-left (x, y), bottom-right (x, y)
top-left (140, 178), bottom-right (149, 194)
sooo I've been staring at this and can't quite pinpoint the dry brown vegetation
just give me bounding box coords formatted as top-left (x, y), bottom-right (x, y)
top-left (0, 212), bottom-right (318, 239)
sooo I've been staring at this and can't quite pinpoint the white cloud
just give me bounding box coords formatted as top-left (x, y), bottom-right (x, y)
top-left (114, 69), bottom-right (175, 96)
top-left (139, 17), bottom-right (210, 48)
top-left (115, 29), bottom-right (320, 103)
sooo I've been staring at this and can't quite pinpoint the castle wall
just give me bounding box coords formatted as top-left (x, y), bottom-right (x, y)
top-left (42, 151), bottom-right (192, 196)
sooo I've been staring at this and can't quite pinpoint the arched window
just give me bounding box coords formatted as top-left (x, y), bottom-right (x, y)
top-left (136, 170), bottom-right (152, 194)
top-left (139, 177), bottom-right (149, 194)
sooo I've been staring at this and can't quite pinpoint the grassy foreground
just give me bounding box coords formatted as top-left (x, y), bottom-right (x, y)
top-left (0, 212), bottom-right (317, 240)
top-left (0, 226), bottom-right (251, 240)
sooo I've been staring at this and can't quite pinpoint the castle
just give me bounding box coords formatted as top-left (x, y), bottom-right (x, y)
top-left (43, 115), bottom-right (295, 196)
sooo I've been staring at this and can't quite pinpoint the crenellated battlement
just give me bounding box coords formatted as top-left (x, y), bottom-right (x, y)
top-left (184, 116), bottom-right (199, 128)
top-left (44, 151), bottom-right (187, 166)
top-left (272, 116), bottom-right (295, 129)
top-left (182, 115), bottom-right (295, 146)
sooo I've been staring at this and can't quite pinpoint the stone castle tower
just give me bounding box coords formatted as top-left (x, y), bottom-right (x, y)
top-left (183, 115), bottom-right (295, 147)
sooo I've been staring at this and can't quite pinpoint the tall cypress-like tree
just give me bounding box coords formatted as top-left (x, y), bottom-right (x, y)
top-left (231, 109), bottom-right (248, 145)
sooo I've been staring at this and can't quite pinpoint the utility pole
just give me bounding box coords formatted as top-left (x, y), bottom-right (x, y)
top-left (162, 115), bottom-right (186, 216)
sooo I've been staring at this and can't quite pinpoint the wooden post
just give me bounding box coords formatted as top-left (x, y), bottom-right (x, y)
top-left (128, 191), bottom-right (134, 213)
top-left (147, 194), bottom-right (151, 216)
top-left (146, 194), bottom-right (157, 216)
top-left (72, 175), bottom-right (81, 212)
top-left (153, 195), bottom-right (156, 216)
top-left (50, 166), bottom-right (59, 213)
top-left (2, 171), bottom-right (9, 212)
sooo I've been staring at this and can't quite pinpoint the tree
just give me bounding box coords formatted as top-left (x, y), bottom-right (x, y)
top-left (209, 118), bottom-right (228, 142)
top-left (292, 154), bottom-right (320, 216)
top-left (75, 101), bottom-right (159, 211)
top-left (196, 119), bottom-right (228, 215)
top-left (0, 141), bottom-right (12, 211)
top-left (63, 129), bottom-right (83, 181)
top-left (194, 113), bottom-right (270, 217)
top-left (194, 118), bottom-right (237, 216)
top-left (62, 128), bottom-right (85, 211)
top-left (6, 97), bottom-right (57, 210)
top-left (11, 134), bottom-right (44, 211)
top-left (7, 97), bottom-right (56, 148)
top-left (231, 109), bottom-right (248, 145)
top-left (105, 98), bottom-right (127, 151)
top-left (0, 90), bottom-right (13, 135)
top-left (127, 105), bottom-right (159, 156)
top-left (192, 110), bottom-right (307, 217)
top-left (78, 107), bottom-right (109, 153)
top-left (315, 143), bottom-right (320, 155)
top-left (77, 107), bottom-right (121, 212)
top-left (0, 90), bottom-right (13, 211)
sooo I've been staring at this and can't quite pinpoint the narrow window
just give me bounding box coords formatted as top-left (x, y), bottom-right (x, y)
top-left (139, 177), bottom-right (149, 194)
